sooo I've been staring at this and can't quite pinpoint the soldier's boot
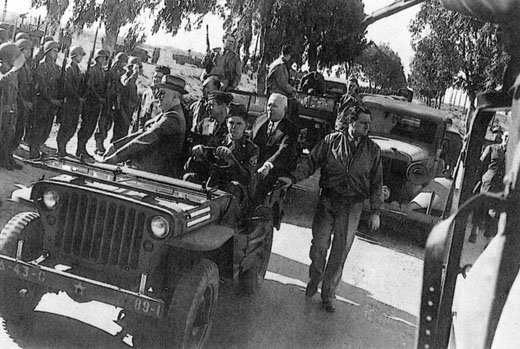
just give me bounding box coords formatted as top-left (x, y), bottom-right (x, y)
top-left (57, 142), bottom-right (68, 158)
top-left (28, 145), bottom-right (41, 160)
top-left (8, 154), bottom-right (22, 170)
top-left (95, 138), bottom-right (106, 156)
top-left (76, 143), bottom-right (94, 161)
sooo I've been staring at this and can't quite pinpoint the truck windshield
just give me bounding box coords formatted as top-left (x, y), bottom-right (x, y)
top-left (370, 109), bottom-right (438, 145)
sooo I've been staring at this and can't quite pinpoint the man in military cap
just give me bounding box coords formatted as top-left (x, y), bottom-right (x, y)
top-left (102, 74), bottom-right (187, 177)
top-left (56, 46), bottom-right (86, 157)
top-left (190, 73), bottom-right (223, 133)
top-left (76, 49), bottom-right (109, 159)
top-left (13, 38), bottom-right (34, 154)
top-left (117, 56), bottom-right (141, 141)
top-left (95, 51), bottom-right (128, 154)
top-left (185, 102), bottom-right (258, 189)
top-left (191, 91), bottom-right (233, 147)
top-left (0, 43), bottom-right (25, 169)
top-left (26, 40), bottom-right (61, 159)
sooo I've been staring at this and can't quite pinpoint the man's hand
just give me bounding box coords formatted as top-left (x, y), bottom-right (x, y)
top-left (215, 146), bottom-right (233, 160)
top-left (192, 145), bottom-right (205, 157)
top-left (257, 162), bottom-right (272, 178)
top-left (277, 176), bottom-right (293, 189)
top-left (368, 214), bottom-right (380, 233)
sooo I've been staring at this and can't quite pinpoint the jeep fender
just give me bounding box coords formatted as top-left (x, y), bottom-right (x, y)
top-left (9, 185), bottom-right (35, 208)
top-left (170, 224), bottom-right (234, 251)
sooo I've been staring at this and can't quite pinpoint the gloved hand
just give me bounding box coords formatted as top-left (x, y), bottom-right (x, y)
top-left (368, 214), bottom-right (380, 232)
top-left (192, 145), bottom-right (205, 157)
top-left (277, 176), bottom-right (293, 189)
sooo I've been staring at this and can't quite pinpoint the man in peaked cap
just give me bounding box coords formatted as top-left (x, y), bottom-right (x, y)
top-left (26, 40), bottom-right (61, 159)
top-left (13, 38), bottom-right (34, 157)
top-left (135, 65), bottom-right (171, 131)
top-left (190, 73), bottom-right (223, 134)
top-left (76, 49), bottom-right (109, 159)
top-left (0, 43), bottom-right (25, 169)
top-left (56, 46), bottom-right (86, 157)
top-left (94, 51), bottom-right (129, 154)
top-left (102, 74), bottom-right (187, 177)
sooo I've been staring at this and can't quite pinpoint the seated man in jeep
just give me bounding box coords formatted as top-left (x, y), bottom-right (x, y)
top-left (184, 102), bottom-right (259, 191)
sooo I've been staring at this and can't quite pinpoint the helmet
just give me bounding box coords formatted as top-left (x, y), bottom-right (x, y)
top-left (40, 35), bottom-right (54, 45)
top-left (43, 40), bottom-right (60, 55)
top-left (69, 46), bottom-right (86, 58)
top-left (94, 49), bottom-right (109, 60)
top-left (114, 52), bottom-right (128, 64)
top-left (15, 38), bottom-right (32, 51)
top-left (15, 32), bottom-right (30, 41)
top-left (128, 56), bottom-right (140, 66)
top-left (0, 43), bottom-right (21, 64)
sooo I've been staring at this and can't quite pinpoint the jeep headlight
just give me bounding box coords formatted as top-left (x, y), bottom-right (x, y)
top-left (43, 189), bottom-right (59, 210)
top-left (406, 162), bottom-right (429, 185)
top-left (150, 216), bottom-right (170, 239)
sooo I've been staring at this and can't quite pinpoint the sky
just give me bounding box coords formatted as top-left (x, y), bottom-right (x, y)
top-left (5, 0), bottom-right (419, 74)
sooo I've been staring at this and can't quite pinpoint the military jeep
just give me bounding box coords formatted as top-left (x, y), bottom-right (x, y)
top-left (0, 157), bottom-right (286, 348)
top-left (361, 95), bottom-right (461, 237)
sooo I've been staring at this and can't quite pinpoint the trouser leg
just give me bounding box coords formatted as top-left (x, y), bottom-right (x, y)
top-left (309, 194), bottom-right (335, 282)
top-left (12, 103), bottom-right (27, 149)
top-left (77, 103), bottom-right (101, 154)
top-left (56, 102), bottom-right (80, 153)
top-left (94, 106), bottom-right (113, 151)
top-left (112, 108), bottom-right (131, 142)
top-left (321, 200), bottom-right (363, 301)
top-left (27, 101), bottom-right (55, 154)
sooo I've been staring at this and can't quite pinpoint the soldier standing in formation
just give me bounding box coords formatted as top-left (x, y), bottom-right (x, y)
top-left (76, 49), bottom-right (109, 159)
top-left (13, 38), bottom-right (34, 155)
top-left (27, 40), bottom-right (62, 159)
top-left (95, 51), bottom-right (128, 155)
top-left (56, 46), bottom-right (86, 157)
top-left (0, 43), bottom-right (25, 170)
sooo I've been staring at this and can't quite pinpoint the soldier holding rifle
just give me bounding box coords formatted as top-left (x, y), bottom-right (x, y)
top-left (13, 38), bottom-right (34, 155)
top-left (56, 46), bottom-right (86, 157)
top-left (202, 32), bottom-right (242, 91)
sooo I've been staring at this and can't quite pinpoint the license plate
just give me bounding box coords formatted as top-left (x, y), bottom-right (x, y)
top-left (0, 259), bottom-right (46, 283)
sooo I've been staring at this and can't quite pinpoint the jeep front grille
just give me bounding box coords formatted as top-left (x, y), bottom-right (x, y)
top-left (55, 192), bottom-right (145, 269)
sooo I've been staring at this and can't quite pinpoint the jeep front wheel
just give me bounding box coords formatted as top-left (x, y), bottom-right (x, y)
top-left (0, 212), bottom-right (46, 322)
top-left (166, 258), bottom-right (219, 349)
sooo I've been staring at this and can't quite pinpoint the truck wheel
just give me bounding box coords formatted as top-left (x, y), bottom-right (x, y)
top-left (0, 212), bottom-right (45, 322)
top-left (166, 258), bottom-right (219, 349)
top-left (239, 222), bottom-right (274, 294)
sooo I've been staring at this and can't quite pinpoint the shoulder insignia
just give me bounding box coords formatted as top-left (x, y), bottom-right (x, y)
top-left (249, 155), bottom-right (258, 167)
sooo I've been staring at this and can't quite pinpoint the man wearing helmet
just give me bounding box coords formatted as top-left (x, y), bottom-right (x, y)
top-left (94, 51), bottom-right (128, 155)
top-left (26, 40), bottom-right (61, 159)
top-left (0, 43), bottom-right (25, 169)
top-left (117, 56), bottom-right (141, 141)
top-left (13, 38), bottom-right (34, 156)
top-left (76, 49), bottom-right (109, 159)
top-left (56, 46), bottom-right (86, 157)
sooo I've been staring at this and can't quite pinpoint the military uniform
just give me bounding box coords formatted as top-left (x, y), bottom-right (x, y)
top-left (76, 58), bottom-right (107, 156)
top-left (117, 68), bottom-right (139, 141)
top-left (192, 116), bottom-right (228, 148)
top-left (13, 58), bottom-right (34, 149)
top-left (56, 60), bottom-right (85, 154)
top-left (205, 48), bottom-right (242, 90)
top-left (27, 44), bottom-right (61, 157)
top-left (0, 65), bottom-right (19, 168)
top-left (95, 59), bottom-right (126, 151)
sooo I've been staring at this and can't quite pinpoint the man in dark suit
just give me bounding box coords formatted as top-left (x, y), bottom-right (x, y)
top-left (250, 93), bottom-right (299, 207)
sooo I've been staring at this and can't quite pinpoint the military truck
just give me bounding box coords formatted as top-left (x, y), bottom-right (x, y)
top-left (0, 157), bottom-right (287, 348)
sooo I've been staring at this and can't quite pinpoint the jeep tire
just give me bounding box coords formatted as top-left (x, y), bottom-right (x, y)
top-left (239, 221), bottom-right (274, 294)
top-left (0, 212), bottom-right (46, 322)
top-left (166, 258), bottom-right (219, 349)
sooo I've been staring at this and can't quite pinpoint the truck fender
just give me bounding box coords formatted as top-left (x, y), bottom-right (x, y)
top-left (170, 224), bottom-right (234, 252)
top-left (9, 185), bottom-right (35, 208)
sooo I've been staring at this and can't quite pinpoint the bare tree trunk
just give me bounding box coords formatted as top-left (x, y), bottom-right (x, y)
top-left (102, 25), bottom-right (119, 55)
top-left (307, 42), bottom-right (318, 71)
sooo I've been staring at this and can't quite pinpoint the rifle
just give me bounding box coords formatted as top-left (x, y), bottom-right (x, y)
top-left (56, 46), bottom-right (70, 124)
top-left (203, 25), bottom-right (214, 74)
top-left (85, 24), bottom-right (100, 83)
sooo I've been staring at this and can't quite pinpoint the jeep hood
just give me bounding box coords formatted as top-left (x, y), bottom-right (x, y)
top-left (370, 136), bottom-right (432, 162)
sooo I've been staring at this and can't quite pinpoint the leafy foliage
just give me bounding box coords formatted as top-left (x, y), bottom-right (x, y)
top-left (357, 42), bottom-right (407, 90)
top-left (410, 0), bottom-right (506, 105)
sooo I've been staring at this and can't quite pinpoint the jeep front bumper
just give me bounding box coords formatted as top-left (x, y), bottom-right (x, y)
top-left (0, 254), bottom-right (165, 319)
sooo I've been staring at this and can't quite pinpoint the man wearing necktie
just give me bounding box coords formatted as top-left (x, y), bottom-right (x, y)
top-left (251, 93), bottom-right (299, 208)
top-left (280, 105), bottom-right (383, 313)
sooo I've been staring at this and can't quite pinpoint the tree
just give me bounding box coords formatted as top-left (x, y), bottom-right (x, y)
top-left (410, 0), bottom-right (507, 108)
top-left (357, 42), bottom-right (407, 90)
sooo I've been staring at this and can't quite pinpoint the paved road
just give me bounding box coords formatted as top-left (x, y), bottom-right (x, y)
top-left (0, 165), bottom-right (423, 349)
